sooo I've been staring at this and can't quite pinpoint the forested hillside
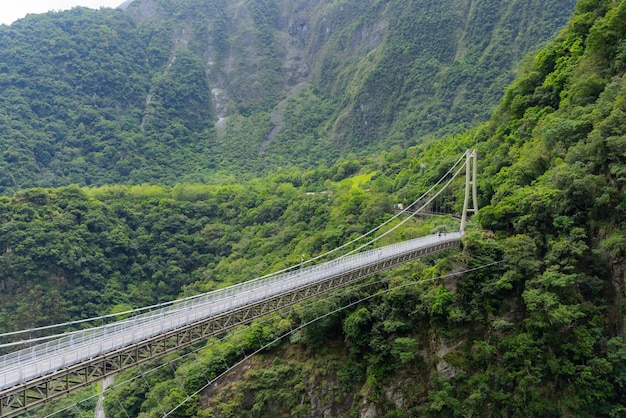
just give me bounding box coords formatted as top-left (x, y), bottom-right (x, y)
top-left (0, 164), bottom-right (405, 333)
top-left (0, 0), bottom-right (574, 194)
top-left (3, 0), bottom-right (626, 417)
top-left (110, 0), bottom-right (623, 415)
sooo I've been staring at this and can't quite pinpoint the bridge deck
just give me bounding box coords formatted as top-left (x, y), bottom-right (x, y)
top-left (0, 232), bottom-right (462, 417)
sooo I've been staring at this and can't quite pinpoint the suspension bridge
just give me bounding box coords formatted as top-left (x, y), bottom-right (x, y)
top-left (0, 150), bottom-right (478, 418)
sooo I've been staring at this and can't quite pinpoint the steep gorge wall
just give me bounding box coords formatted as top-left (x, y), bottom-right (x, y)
top-left (125, 0), bottom-right (576, 149)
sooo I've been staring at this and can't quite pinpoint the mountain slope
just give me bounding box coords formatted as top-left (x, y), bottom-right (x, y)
top-left (3, 1), bottom-right (626, 417)
top-left (0, 0), bottom-right (575, 194)
top-left (102, 0), bottom-right (626, 416)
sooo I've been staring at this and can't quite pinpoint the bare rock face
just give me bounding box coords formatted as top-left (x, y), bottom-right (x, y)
top-left (436, 358), bottom-right (459, 380)
top-left (384, 381), bottom-right (408, 409)
top-left (360, 399), bottom-right (377, 418)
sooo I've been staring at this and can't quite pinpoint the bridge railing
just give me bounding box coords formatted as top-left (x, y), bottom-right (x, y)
top-left (0, 233), bottom-right (461, 390)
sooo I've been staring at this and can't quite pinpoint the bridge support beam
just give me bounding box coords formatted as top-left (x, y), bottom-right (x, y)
top-left (0, 239), bottom-right (461, 418)
top-left (460, 149), bottom-right (478, 231)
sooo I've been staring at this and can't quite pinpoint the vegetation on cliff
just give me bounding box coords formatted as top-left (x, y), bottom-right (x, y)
top-left (0, 0), bottom-right (574, 194)
top-left (2, 0), bottom-right (626, 416)
top-left (110, 0), bottom-right (626, 415)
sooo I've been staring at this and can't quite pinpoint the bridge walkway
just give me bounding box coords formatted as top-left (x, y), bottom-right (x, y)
top-left (0, 232), bottom-right (462, 417)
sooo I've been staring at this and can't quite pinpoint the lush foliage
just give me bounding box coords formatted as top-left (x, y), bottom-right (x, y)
top-left (0, 7), bottom-right (217, 191)
top-left (96, 0), bottom-right (626, 415)
top-left (0, 0), bottom-right (574, 194)
top-left (4, 0), bottom-right (626, 416)
top-left (0, 156), bottom-right (423, 336)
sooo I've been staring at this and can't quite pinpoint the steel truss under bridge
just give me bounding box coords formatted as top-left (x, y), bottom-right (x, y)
top-left (0, 235), bottom-right (461, 417)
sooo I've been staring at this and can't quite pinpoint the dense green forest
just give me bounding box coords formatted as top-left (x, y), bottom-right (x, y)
top-left (111, 0), bottom-right (626, 415)
top-left (2, 0), bottom-right (626, 416)
top-left (0, 162), bottom-right (403, 333)
top-left (0, 0), bottom-right (574, 194)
